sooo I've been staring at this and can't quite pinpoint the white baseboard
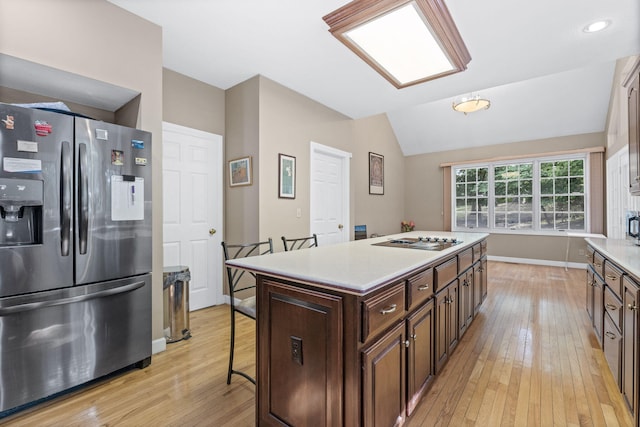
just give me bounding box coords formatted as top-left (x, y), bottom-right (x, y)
top-left (152, 337), bottom-right (167, 354)
top-left (488, 255), bottom-right (587, 270)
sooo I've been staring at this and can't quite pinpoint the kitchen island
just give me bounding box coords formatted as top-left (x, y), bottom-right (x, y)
top-left (227, 231), bottom-right (488, 427)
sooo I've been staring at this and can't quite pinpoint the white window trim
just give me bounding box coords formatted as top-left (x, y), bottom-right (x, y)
top-left (451, 153), bottom-right (590, 235)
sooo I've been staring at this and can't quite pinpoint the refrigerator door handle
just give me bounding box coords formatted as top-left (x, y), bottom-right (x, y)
top-left (60, 140), bottom-right (72, 256)
top-left (78, 143), bottom-right (89, 254)
top-left (0, 281), bottom-right (145, 316)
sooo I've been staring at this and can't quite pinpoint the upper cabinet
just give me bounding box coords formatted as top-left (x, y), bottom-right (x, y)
top-left (626, 60), bottom-right (640, 194)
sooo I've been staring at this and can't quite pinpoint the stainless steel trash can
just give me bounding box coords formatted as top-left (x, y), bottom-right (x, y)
top-left (163, 265), bottom-right (192, 343)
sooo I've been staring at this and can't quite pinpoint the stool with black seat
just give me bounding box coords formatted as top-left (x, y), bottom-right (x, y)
top-left (221, 238), bottom-right (273, 384)
top-left (281, 234), bottom-right (318, 251)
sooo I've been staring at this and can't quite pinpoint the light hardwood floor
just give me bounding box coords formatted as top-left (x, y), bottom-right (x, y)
top-left (2, 262), bottom-right (634, 426)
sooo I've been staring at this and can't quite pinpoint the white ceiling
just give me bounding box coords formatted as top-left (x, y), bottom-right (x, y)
top-left (107, 0), bottom-right (640, 155)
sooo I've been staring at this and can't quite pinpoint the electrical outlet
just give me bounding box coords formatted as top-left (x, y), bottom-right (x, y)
top-left (290, 336), bottom-right (303, 365)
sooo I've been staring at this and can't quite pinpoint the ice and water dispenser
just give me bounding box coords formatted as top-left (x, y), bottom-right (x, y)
top-left (0, 178), bottom-right (43, 246)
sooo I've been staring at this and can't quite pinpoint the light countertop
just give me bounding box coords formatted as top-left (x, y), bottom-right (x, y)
top-left (226, 231), bottom-right (489, 295)
top-left (586, 237), bottom-right (640, 279)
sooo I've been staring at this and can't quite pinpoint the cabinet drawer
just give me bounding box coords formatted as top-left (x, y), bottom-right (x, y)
top-left (585, 245), bottom-right (595, 264)
top-left (458, 248), bottom-right (473, 272)
top-left (604, 261), bottom-right (624, 299)
top-left (435, 257), bottom-right (457, 291)
top-left (604, 286), bottom-right (623, 332)
top-left (472, 243), bottom-right (482, 262)
top-left (362, 283), bottom-right (405, 343)
top-left (603, 313), bottom-right (622, 389)
top-left (407, 268), bottom-right (433, 311)
top-left (592, 251), bottom-right (605, 278)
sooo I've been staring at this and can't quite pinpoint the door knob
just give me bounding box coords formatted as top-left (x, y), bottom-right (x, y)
top-left (338, 224), bottom-right (344, 230)
top-left (209, 228), bottom-right (217, 235)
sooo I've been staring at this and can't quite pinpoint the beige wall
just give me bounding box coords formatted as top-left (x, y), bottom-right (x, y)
top-left (353, 114), bottom-right (406, 237)
top-left (258, 76), bottom-right (353, 249)
top-left (405, 132), bottom-right (606, 263)
top-left (0, 0), bottom-right (165, 341)
top-left (224, 76), bottom-right (261, 244)
top-left (163, 68), bottom-right (225, 135)
top-left (222, 75), bottom-right (405, 251)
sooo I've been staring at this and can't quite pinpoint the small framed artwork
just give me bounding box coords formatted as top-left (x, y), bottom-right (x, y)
top-left (369, 152), bottom-right (384, 195)
top-left (278, 153), bottom-right (296, 199)
top-left (229, 156), bottom-right (252, 187)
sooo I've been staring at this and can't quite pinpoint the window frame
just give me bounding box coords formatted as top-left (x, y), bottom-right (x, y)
top-left (451, 153), bottom-right (590, 235)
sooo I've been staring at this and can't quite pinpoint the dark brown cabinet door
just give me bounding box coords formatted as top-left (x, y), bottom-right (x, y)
top-left (406, 299), bottom-right (434, 416)
top-left (628, 71), bottom-right (640, 194)
top-left (473, 261), bottom-right (482, 316)
top-left (586, 267), bottom-right (595, 321)
top-left (435, 280), bottom-right (459, 373)
top-left (459, 269), bottom-right (473, 338)
top-left (448, 280), bottom-right (459, 356)
top-left (435, 286), bottom-right (449, 372)
top-left (622, 276), bottom-right (639, 421)
top-left (258, 279), bottom-right (343, 427)
top-left (362, 321), bottom-right (406, 427)
top-left (593, 274), bottom-right (605, 346)
top-left (603, 313), bottom-right (622, 389)
top-left (481, 257), bottom-right (488, 302)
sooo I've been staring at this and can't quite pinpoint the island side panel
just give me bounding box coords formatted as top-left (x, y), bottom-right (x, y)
top-left (257, 277), bottom-right (343, 426)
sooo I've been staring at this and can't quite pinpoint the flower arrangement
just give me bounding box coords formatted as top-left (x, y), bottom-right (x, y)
top-left (401, 220), bottom-right (415, 232)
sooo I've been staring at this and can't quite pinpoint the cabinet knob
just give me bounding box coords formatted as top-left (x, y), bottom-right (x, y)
top-left (628, 303), bottom-right (638, 311)
top-left (411, 333), bottom-right (417, 341)
top-left (404, 340), bottom-right (410, 348)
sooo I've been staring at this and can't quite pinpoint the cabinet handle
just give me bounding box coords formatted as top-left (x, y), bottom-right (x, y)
top-left (605, 331), bottom-right (616, 340)
top-left (404, 340), bottom-right (410, 348)
top-left (380, 304), bottom-right (397, 315)
top-left (585, 253), bottom-right (591, 259)
top-left (605, 303), bottom-right (618, 311)
top-left (628, 303), bottom-right (638, 311)
top-left (411, 333), bottom-right (417, 341)
top-left (447, 297), bottom-right (455, 304)
top-left (605, 274), bottom-right (618, 281)
top-left (418, 285), bottom-right (430, 291)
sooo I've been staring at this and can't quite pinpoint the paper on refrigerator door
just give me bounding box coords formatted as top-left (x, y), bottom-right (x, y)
top-left (111, 175), bottom-right (144, 221)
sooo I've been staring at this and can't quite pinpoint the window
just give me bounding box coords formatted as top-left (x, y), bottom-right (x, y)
top-left (453, 154), bottom-right (587, 234)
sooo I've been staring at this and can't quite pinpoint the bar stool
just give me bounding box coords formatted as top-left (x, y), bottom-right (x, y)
top-left (281, 234), bottom-right (318, 251)
top-left (221, 238), bottom-right (273, 384)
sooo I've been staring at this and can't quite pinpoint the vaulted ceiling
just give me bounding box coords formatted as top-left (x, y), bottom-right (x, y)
top-left (108, 0), bottom-right (640, 155)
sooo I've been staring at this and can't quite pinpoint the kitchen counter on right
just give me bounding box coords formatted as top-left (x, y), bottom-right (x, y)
top-left (585, 237), bottom-right (640, 279)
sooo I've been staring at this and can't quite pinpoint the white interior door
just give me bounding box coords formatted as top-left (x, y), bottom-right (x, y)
top-left (310, 142), bottom-right (351, 246)
top-left (162, 122), bottom-right (223, 310)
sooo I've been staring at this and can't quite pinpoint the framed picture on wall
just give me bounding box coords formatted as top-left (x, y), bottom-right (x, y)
top-left (369, 152), bottom-right (384, 195)
top-left (229, 156), bottom-right (252, 186)
top-left (278, 153), bottom-right (296, 199)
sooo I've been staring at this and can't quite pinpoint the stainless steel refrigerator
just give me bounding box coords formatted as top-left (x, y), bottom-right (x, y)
top-left (0, 103), bottom-right (152, 414)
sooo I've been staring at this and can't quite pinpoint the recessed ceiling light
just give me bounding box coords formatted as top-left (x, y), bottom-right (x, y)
top-left (583, 20), bottom-right (610, 33)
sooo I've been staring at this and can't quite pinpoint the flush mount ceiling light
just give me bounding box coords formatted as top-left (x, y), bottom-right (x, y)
top-left (323, 0), bottom-right (471, 89)
top-left (452, 94), bottom-right (490, 115)
top-left (583, 20), bottom-right (611, 33)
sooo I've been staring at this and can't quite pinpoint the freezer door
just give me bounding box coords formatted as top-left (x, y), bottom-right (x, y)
top-left (0, 274), bottom-right (152, 413)
top-left (0, 104), bottom-right (74, 297)
top-left (75, 119), bottom-right (152, 285)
